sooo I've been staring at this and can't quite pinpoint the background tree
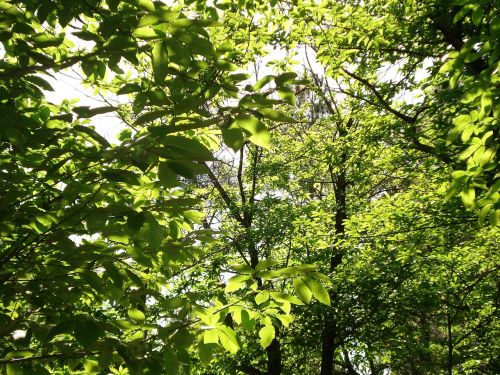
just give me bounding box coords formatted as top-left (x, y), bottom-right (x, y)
top-left (1, 0), bottom-right (498, 374)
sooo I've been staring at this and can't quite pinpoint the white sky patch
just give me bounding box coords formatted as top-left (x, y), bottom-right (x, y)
top-left (38, 24), bottom-right (130, 144)
top-left (43, 68), bottom-right (127, 144)
top-left (69, 233), bottom-right (100, 246)
top-left (11, 330), bottom-right (27, 341)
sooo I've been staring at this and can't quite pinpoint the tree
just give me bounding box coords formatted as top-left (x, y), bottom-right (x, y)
top-left (0, 1), bottom-right (293, 373)
top-left (1, 0), bottom-right (498, 374)
top-left (272, 0), bottom-right (499, 224)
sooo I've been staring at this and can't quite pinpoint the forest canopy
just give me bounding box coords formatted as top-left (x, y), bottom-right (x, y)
top-left (0, 0), bottom-right (498, 374)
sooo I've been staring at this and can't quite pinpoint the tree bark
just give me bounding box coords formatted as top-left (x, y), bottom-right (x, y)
top-left (321, 317), bottom-right (338, 375)
top-left (447, 309), bottom-right (453, 375)
top-left (320, 120), bottom-right (348, 375)
top-left (266, 337), bottom-right (283, 375)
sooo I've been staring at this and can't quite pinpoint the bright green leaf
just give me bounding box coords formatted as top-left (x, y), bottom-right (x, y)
top-left (259, 324), bottom-right (275, 348)
top-left (128, 308), bottom-right (146, 322)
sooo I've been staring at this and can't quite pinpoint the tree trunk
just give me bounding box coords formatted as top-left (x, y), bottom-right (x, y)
top-left (266, 337), bottom-right (283, 374)
top-left (320, 317), bottom-right (338, 375)
top-left (320, 177), bottom-right (347, 374)
top-left (447, 309), bottom-right (453, 375)
top-left (320, 120), bottom-right (349, 374)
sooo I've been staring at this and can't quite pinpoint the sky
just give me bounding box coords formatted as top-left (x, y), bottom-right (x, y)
top-left (24, 22), bottom-right (429, 146)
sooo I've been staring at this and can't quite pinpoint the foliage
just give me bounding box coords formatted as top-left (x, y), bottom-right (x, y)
top-left (0, 0), bottom-right (292, 373)
top-left (0, 0), bottom-right (498, 374)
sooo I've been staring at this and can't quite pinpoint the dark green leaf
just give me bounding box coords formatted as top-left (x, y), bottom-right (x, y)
top-left (74, 320), bottom-right (100, 347)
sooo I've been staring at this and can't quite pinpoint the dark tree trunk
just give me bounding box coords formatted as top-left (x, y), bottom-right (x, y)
top-left (266, 337), bottom-right (283, 375)
top-left (320, 120), bottom-right (349, 375)
top-left (321, 317), bottom-right (338, 375)
top-left (447, 310), bottom-right (453, 375)
top-left (320, 178), bottom-right (346, 375)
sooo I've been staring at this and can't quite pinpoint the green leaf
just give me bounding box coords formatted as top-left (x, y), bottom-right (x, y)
top-left (453, 5), bottom-right (473, 24)
top-left (293, 277), bottom-right (312, 303)
top-left (198, 342), bottom-right (215, 363)
top-left (229, 264), bottom-right (255, 274)
top-left (142, 218), bottom-right (164, 249)
top-left (81, 59), bottom-right (106, 80)
top-left (439, 59), bottom-right (456, 74)
top-left (139, 10), bottom-right (180, 27)
top-left (479, 204), bottom-right (492, 225)
top-left (167, 160), bottom-right (207, 178)
top-left (235, 115), bottom-right (271, 149)
top-left (255, 259), bottom-right (278, 271)
top-left (163, 348), bottom-right (179, 375)
top-left (471, 6), bottom-right (483, 26)
top-left (270, 292), bottom-right (304, 305)
top-left (152, 41), bottom-right (169, 83)
top-left (98, 346), bottom-right (113, 370)
top-left (127, 211), bottom-right (146, 232)
top-left (304, 277), bottom-right (330, 305)
top-left (240, 310), bottom-right (255, 331)
top-left (158, 162), bottom-right (180, 187)
top-left (460, 186), bottom-right (476, 210)
top-left (83, 359), bottom-right (99, 375)
top-left (277, 87), bottom-right (296, 105)
top-left (73, 106), bottom-right (116, 118)
top-left (31, 33), bottom-right (64, 47)
top-left (259, 324), bottom-right (275, 348)
top-left (255, 292), bottom-right (269, 305)
top-left (74, 320), bottom-right (100, 347)
top-left (481, 91), bottom-right (493, 111)
top-left (128, 308), bottom-right (145, 322)
top-left (490, 15), bottom-right (500, 37)
top-left (275, 72), bottom-right (297, 86)
top-left (217, 326), bottom-right (240, 353)
top-left (461, 87), bottom-right (484, 104)
top-left (453, 114), bottom-right (472, 126)
top-left (221, 126), bottom-right (246, 151)
top-left (103, 261), bottom-right (124, 287)
top-left (307, 271), bottom-right (332, 284)
top-left (277, 314), bottom-right (294, 328)
top-left (258, 108), bottom-right (294, 122)
top-left (82, 271), bottom-right (104, 293)
top-left (256, 270), bottom-right (280, 279)
top-left (102, 169), bottom-right (141, 185)
top-left (137, 0), bottom-right (155, 11)
top-left (203, 329), bottom-right (219, 344)
top-left (117, 83), bottom-right (142, 95)
top-left (132, 27), bottom-right (159, 39)
top-left (74, 125), bottom-right (111, 148)
top-left (6, 364), bottom-right (23, 375)
top-left (225, 274), bottom-right (251, 292)
top-left (162, 135), bottom-right (214, 161)
top-left (25, 75), bottom-right (54, 91)
top-left (135, 109), bottom-right (170, 124)
top-left (72, 30), bottom-right (102, 42)
top-left (254, 75), bottom-right (274, 90)
top-left (228, 73), bottom-right (250, 82)
top-left (490, 209), bottom-right (500, 226)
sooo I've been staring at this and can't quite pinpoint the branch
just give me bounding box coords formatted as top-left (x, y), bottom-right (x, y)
top-left (342, 348), bottom-right (362, 375)
top-left (341, 69), bottom-right (453, 163)
top-left (237, 146), bottom-right (246, 205)
top-left (203, 162), bottom-right (244, 224)
top-left (433, 9), bottom-right (488, 75)
top-left (0, 351), bottom-right (97, 365)
top-left (341, 68), bottom-right (416, 124)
